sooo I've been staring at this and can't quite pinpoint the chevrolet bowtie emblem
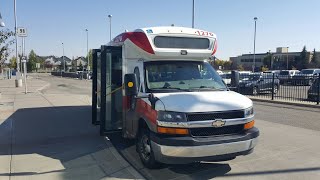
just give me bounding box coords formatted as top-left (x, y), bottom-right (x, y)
top-left (212, 119), bottom-right (226, 128)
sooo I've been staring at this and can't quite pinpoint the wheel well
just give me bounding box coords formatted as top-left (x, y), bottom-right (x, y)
top-left (136, 118), bottom-right (149, 152)
top-left (138, 118), bottom-right (148, 132)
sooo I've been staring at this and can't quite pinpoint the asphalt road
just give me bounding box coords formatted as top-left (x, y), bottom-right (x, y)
top-left (32, 73), bottom-right (92, 95)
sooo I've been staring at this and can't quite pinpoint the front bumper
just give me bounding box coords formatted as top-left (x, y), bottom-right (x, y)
top-left (151, 127), bottom-right (259, 164)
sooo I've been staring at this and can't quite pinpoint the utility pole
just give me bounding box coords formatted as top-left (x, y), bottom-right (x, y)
top-left (22, 37), bottom-right (27, 94)
top-left (253, 17), bottom-right (258, 72)
top-left (286, 47), bottom-right (289, 70)
top-left (14, 0), bottom-right (22, 87)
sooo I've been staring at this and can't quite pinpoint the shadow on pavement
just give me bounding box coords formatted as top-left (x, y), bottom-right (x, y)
top-left (0, 106), bottom-right (135, 179)
top-left (108, 133), bottom-right (232, 180)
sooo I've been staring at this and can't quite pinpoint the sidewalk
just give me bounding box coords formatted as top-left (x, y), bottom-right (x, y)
top-left (0, 77), bottom-right (144, 180)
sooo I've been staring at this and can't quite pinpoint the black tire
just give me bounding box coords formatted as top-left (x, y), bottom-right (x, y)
top-left (137, 128), bottom-right (159, 169)
top-left (252, 87), bottom-right (258, 96)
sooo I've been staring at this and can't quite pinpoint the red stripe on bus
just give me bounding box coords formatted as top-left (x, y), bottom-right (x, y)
top-left (136, 99), bottom-right (157, 124)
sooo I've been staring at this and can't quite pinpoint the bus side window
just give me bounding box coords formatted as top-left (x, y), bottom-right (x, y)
top-left (134, 67), bottom-right (141, 92)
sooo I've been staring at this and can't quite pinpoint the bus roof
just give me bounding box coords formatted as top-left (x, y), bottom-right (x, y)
top-left (108, 26), bottom-right (217, 60)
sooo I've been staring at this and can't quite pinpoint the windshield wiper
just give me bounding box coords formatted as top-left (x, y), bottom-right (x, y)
top-left (150, 87), bottom-right (191, 92)
top-left (190, 86), bottom-right (226, 91)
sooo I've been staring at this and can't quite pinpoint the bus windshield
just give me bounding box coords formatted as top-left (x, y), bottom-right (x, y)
top-left (145, 61), bottom-right (227, 92)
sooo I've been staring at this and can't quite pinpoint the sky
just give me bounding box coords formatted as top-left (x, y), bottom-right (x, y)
top-left (1, 0), bottom-right (320, 60)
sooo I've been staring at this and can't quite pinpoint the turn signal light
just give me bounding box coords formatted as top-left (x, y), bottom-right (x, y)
top-left (244, 120), bottom-right (255, 130)
top-left (157, 127), bottom-right (189, 135)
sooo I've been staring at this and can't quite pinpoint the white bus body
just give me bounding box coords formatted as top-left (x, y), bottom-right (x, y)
top-left (93, 26), bottom-right (259, 168)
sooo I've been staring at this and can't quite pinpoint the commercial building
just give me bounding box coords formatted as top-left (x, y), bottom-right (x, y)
top-left (230, 47), bottom-right (312, 70)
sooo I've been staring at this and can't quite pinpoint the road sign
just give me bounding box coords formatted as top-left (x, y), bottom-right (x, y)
top-left (21, 56), bottom-right (27, 63)
top-left (17, 27), bottom-right (27, 37)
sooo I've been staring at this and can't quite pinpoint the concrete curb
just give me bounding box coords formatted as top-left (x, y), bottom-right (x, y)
top-left (250, 98), bottom-right (319, 109)
top-left (104, 137), bottom-right (145, 179)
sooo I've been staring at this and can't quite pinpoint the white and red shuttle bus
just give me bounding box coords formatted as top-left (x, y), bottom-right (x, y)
top-left (92, 26), bottom-right (259, 168)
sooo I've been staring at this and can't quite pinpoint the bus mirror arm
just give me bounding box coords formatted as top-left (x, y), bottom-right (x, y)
top-left (148, 93), bottom-right (159, 110)
top-left (134, 94), bottom-right (158, 110)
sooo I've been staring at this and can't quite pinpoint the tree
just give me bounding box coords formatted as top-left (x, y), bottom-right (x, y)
top-left (0, 29), bottom-right (15, 70)
top-left (263, 53), bottom-right (272, 69)
top-left (9, 56), bottom-right (17, 69)
top-left (295, 46), bottom-right (309, 70)
top-left (310, 49), bottom-right (319, 68)
top-left (237, 64), bottom-right (244, 71)
top-left (27, 50), bottom-right (37, 72)
top-left (223, 61), bottom-right (232, 70)
top-left (85, 49), bottom-right (93, 69)
top-left (261, 66), bottom-right (269, 72)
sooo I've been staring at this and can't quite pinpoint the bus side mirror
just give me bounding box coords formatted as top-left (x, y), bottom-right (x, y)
top-left (124, 74), bottom-right (138, 96)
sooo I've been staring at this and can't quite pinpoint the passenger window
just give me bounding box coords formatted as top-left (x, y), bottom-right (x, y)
top-left (134, 67), bottom-right (141, 91)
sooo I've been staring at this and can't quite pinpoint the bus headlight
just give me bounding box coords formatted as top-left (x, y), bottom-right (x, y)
top-left (158, 111), bottom-right (187, 122)
top-left (244, 106), bottom-right (254, 117)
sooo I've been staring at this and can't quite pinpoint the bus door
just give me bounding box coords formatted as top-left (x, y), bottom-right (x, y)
top-left (100, 46), bottom-right (123, 135)
top-left (92, 49), bottom-right (100, 125)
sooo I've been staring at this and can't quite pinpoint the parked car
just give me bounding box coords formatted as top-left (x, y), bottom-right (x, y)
top-left (292, 69), bottom-right (320, 86)
top-left (216, 70), bottom-right (223, 75)
top-left (239, 71), bottom-right (252, 82)
top-left (238, 73), bottom-right (280, 95)
top-left (307, 78), bottom-right (320, 101)
top-left (220, 72), bottom-right (231, 86)
top-left (278, 70), bottom-right (300, 84)
top-left (263, 70), bottom-right (281, 75)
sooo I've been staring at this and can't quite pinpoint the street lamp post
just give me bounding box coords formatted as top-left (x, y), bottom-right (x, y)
top-left (253, 17), bottom-right (258, 72)
top-left (192, 0), bottom-right (195, 28)
top-left (286, 47), bottom-right (289, 70)
top-left (0, 12), bottom-right (5, 27)
top-left (62, 43), bottom-right (65, 72)
top-left (85, 29), bottom-right (89, 71)
top-left (108, 15), bottom-right (112, 41)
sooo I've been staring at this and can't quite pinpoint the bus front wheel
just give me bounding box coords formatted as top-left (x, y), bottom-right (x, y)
top-left (137, 128), bottom-right (159, 169)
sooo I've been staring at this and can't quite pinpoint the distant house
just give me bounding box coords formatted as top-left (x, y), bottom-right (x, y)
top-left (73, 57), bottom-right (88, 70)
top-left (40, 55), bottom-right (72, 71)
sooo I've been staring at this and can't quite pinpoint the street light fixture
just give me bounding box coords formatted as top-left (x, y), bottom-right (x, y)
top-left (108, 14), bottom-right (112, 41)
top-left (0, 12), bottom-right (5, 27)
top-left (253, 17), bottom-right (258, 72)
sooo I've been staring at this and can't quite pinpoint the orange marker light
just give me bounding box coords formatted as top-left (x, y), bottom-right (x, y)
top-left (244, 120), bottom-right (255, 130)
top-left (128, 82), bottom-right (133, 88)
top-left (157, 127), bottom-right (189, 135)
